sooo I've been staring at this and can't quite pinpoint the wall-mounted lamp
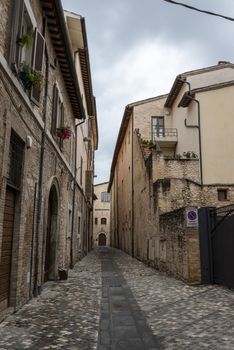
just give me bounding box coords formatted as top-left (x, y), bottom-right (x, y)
top-left (26, 135), bottom-right (32, 149)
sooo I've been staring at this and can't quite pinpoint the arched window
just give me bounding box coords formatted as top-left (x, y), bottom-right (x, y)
top-left (101, 218), bottom-right (107, 225)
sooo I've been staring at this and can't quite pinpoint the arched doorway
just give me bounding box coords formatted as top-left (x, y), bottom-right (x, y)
top-left (98, 233), bottom-right (106, 246)
top-left (44, 185), bottom-right (58, 282)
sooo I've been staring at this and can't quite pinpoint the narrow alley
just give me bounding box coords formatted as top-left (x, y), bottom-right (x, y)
top-left (0, 248), bottom-right (234, 350)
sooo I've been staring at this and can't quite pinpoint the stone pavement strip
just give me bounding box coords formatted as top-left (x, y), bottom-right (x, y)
top-left (0, 247), bottom-right (234, 350)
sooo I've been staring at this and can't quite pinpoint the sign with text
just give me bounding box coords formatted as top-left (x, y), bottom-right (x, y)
top-left (186, 208), bottom-right (198, 227)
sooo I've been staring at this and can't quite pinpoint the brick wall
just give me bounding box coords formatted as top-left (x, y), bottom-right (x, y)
top-left (0, 0), bottom-right (89, 313)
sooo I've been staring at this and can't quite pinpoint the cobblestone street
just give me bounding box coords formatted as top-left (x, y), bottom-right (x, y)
top-left (0, 247), bottom-right (234, 349)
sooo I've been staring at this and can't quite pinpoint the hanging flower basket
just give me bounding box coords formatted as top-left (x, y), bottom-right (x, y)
top-left (56, 126), bottom-right (72, 139)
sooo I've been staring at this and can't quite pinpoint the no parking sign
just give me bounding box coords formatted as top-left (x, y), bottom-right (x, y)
top-left (186, 208), bottom-right (198, 227)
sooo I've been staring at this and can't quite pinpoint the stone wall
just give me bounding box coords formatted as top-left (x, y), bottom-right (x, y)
top-left (159, 208), bottom-right (201, 283)
top-left (130, 133), bottom-right (234, 284)
top-left (152, 152), bottom-right (200, 184)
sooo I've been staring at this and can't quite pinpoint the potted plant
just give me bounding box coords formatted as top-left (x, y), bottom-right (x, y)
top-left (183, 151), bottom-right (198, 159)
top-left (17, 33), bottom-right (33, 49)
top-left (19, 63), bottom-right (44, 91)
top-left (56, 126), bottom-right (72, 139)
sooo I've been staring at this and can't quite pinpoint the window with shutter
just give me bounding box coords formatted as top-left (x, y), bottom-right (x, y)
top-left (51, 83), bottom-right (65, 150)
top-left (9, 0), bottom-right (24, 68)
top-left (9, 1), bottom-right (44, 103)
top-left (31, 29), bottom-right (45, 104)
top-left (85, 170), bottom-right (93, 198)
top-left (8, 130), bottom-right (25, 191)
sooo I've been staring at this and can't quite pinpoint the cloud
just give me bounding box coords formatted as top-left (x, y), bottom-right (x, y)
top-left (94, 38), bottom-right (206, 182)
top-left (62, 0), bottom-right (234, 183)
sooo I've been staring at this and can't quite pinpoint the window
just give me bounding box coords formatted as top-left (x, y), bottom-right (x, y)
top-left (95, 218), bottom-right (98, 225)
top-left (77, 215), bottom-right (81, 239)
top-left (218, 189), bottom-right (228, 201)
top-left (8, 130), bottom-right (25, 190)
top-left (101, 192), bottom-right (110, 202)
top-left (51, 83), bottom-right (64, 148)
top-left (10, 1), bottom-right (45, 104)
top-left (101, 218), bottom-right (107, 225)
top-left (67, 209), bottom-right (72, 238)
top-left (152, 117), bottom-right (164, 140)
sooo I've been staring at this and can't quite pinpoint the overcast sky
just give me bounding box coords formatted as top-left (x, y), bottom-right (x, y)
top-left (62, 0), bottom-right (234, 183)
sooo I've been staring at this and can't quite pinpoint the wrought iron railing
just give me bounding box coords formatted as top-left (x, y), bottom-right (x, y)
top-left (152, 128), bottom-right (177, 139)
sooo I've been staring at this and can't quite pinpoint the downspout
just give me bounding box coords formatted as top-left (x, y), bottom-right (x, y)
top-left (34, 45), bottom-right (49, 297)
top-left (131, 114), bottom-right (135, 257)
top-left (178, 79), bottom-right (203, 186)
top-left (29, 182), bottom-right (37, 298)
top-left (187, 96), bottom-right (203, 186)
top-left (70, 118), bottom-right (86, 268)
top-left (178, 78), bottom-right (191, 93)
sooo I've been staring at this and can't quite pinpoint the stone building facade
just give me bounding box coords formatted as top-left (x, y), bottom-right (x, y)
top-left (0, 0), bottom-right (97, 315)
top-left (109, 62), bottom-right (234, 283)
top-left (93, 182), bottom-right (110, 247)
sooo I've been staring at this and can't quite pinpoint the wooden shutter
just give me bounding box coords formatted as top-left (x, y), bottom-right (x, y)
top-left (51, 84), bottom-right (58, 136)
top-left (85, 170), bottom-right (93, 199)
top-left (59, 104), bottom-right (64, 149)
top-left (9, 0), bottom-right (24, 68)
top-left (31, 29), bottom-right (45, 104)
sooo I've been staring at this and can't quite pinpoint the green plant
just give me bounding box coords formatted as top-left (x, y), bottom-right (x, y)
top-left (17, 33), bottom-right (33, 49)
top-left (183, 151), bottom-right (198, 159)
top-left (19, 63), bottom-right (44, 90)
top-left (141, 139), bottom-right (156, 148)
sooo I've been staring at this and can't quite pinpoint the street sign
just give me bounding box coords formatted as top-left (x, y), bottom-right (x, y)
top-left (186, 208), bottom-right (198, 227)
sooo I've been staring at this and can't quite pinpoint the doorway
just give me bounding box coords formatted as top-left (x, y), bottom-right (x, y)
top-left (98, 233), bottom-right (107, 246)
top-left (0, 187), bottom-right (15, 311)
top-left (44, 185), bottom-right (58, 282)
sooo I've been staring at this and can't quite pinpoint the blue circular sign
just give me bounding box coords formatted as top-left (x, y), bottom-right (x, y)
top-left (188, 210), bottom-right (197, 221)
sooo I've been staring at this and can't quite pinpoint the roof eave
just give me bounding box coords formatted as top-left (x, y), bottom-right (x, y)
top-left (164, 75), bottom-right (184, 108)
top-left (108, 105), bottom-right (133, 191)
top-left (41, 0), bottom-right (86, 120)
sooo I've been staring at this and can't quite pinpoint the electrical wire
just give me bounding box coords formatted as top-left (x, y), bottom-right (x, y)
top-left (161, 0), bottom-right (234, 22)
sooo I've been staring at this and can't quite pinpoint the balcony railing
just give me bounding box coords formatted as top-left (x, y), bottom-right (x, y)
top-left (152, 128), bottom-right (177, 140)
top-left (151, 128), bottom-right (178, 147)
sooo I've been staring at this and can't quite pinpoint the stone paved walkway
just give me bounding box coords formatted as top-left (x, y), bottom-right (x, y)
top-left (0, 247), bottom-right (234, 349)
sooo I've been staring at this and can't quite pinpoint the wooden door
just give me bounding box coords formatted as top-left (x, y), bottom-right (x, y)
top-left (98, 233), bottom-right (106, 246)
top-left (0, 187), bottom-right (15, 311)
top-left (44, 197), bottom-right (52, 282)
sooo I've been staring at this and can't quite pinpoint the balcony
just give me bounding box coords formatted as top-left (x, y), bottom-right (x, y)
top-left (152, 128), bottom-right (178, 147)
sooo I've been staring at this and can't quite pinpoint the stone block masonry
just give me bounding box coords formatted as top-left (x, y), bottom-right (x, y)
top-left (159, 207), bottom-right (201, 283)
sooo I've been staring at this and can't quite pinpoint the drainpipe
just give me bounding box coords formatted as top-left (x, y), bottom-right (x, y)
top-left (70, 118), bottom-right (86, 268)
top-left (178, 79), bottom-right (203, 186)
top-left (178, 78), bottom-right (191, 93)
top-left (131, 115), bottom-right (135, 258)
top-left (29, 182), bottom-right (37, 298)
top-left (186, 96), bottom-right (203, 186)
top-left (34, 45), bottom-right (49, 297)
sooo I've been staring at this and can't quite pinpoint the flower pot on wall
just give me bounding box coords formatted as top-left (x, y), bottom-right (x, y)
top-left (56, 127), bottom-right (72, 140)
